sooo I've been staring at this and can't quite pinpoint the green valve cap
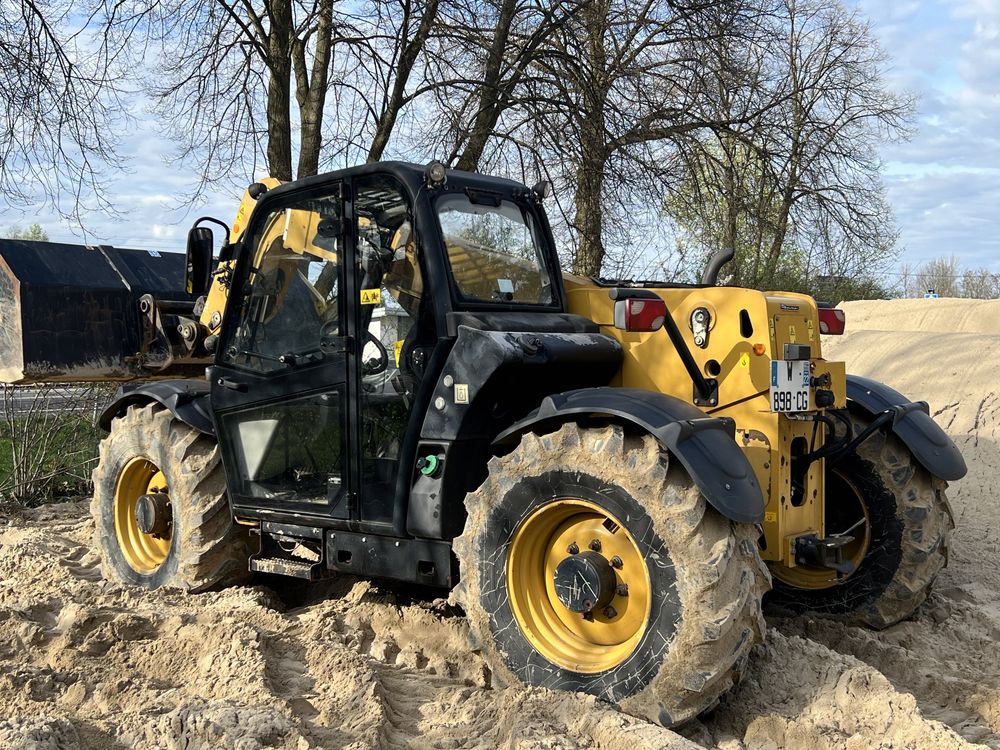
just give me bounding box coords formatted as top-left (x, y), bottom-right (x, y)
top-left (419, 455), bottom-right (440, 476)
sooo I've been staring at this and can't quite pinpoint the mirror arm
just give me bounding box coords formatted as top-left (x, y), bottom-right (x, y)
top-left (193, 216), bottom-right (232, 248)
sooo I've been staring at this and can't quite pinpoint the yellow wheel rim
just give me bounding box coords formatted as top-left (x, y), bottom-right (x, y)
top-left (771, 468), bottom-right (871, 590)
top-left (113, 457), bottom-right (172, 573)
top-left (507, 498), bottom-right (651, 674)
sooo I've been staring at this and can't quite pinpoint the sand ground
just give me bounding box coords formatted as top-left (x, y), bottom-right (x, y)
top-left (2, 297), bottom-right (999, 749)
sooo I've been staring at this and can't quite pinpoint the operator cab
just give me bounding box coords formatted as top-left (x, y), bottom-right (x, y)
top-left (208, 162), bottom-right (579, 577)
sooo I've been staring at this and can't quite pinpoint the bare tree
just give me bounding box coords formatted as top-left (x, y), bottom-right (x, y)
top-left (365, 0), bottom-right (443, 162)
top-left (515, 0), bottom-right (784, 276)
top-left (900, 255), bottom-right (960, 298)
top-left (436, 0), bottom-right (575, 171)
top-left (961, 267), bottom-right (1000, 299)
top-left (106, 1), bottom-right (369, 188)
top-left (670, 0), bottom-right (912, 290)
top-left (108, 0), bottom-right (452, 187)
top-left (900, 256), bottom-right (999, 299)
top-left (0, 1), bottom-right (128, 219)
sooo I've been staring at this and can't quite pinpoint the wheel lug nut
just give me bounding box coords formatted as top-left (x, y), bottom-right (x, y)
top-left (603, 605), bottom-right (617, 619)
top-left (581, 598), bottom-right (594, 612)
top-left (589, 539), bottom-right (602, 552)
top-left (610, 555), bottom-right (623, 569)
top-left (616, 583), bottom-right (629, 597)
top-left (567, 542), bottom-right (579, 555)
top-left (582, 611), bottom-right (594, 622)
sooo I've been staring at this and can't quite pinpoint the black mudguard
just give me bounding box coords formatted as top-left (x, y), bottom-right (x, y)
top-left (98, 379), bottom-right (214, 435)
top-left (495, 387), bottom-right (765, 524)
top-left (846, 375), bottom-right (966, 481)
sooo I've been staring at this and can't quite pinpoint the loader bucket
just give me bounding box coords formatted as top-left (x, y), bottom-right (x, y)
top-left (0, 240), bottom-right (190, 384)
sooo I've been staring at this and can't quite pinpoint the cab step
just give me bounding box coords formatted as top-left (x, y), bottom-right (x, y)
top-left (249, 555), bottom-right (327, 580)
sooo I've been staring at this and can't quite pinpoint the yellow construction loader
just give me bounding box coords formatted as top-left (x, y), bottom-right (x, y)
top-left (0, 162), bottom-right (965, 726)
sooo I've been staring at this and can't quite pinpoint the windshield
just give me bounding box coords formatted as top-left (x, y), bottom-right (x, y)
top-left (437, 193), bottom-right (553, 305)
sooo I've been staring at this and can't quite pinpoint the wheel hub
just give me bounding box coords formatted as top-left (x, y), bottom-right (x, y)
top-left (135, 493), bottom-right (172, 537)
top-left (553, 550), bottom-right (617, 613)
top-left (113, 458), bottom-right (172, 574)
top-left (506, 498), bottom-right (652, 673)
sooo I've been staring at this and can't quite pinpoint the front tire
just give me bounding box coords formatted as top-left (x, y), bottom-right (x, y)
top-left (453, 423), bottom-right (769, 726)
top-left (769, 408), bottom-right (954, 628)
top-left (91, 403), bottom-right (250, 592)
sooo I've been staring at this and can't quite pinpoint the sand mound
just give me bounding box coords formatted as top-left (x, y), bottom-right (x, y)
top-left (837, 297), bottom-right (1000, 334)
top-left (0, 508), bottom-right (701, 750)
top-left (1, 298), bottom-right (999, 749)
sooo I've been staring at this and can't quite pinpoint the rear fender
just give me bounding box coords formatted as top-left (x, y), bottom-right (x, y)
top-left (99, 380), bottom-right (213, 435)
top-left (494, 387), bottom-right (765, 524)
top-left (846, 375), bottom-right (966, 481)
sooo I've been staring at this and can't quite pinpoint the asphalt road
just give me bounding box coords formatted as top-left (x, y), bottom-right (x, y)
top-left (1, 386), bottom-right (108, 419)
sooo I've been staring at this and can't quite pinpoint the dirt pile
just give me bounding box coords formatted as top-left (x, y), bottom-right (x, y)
top-left (0, 507), bottom-right (701, 750)
top-left (1, 297), bottom-right (998, 749)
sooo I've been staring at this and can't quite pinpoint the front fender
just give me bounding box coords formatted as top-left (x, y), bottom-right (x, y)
top-left (99, 379), bottom-right (214, 435)
top-left (846, 375), bottom-right (966, 481)
top-left (495, 387), bottom-right (764, 524)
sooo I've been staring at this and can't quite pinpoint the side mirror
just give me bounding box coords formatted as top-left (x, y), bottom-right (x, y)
top-left (185, 226), bottom-right (214, 297)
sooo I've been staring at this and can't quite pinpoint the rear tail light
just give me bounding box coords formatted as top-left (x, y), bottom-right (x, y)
top-left (613, 297), bottom-right (667, 332)
top-left (817, 307), bottom-right (846, 335)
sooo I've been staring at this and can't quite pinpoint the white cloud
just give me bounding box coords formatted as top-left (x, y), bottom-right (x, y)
top-left (856, 0), bottom-right (1000, 266)
top-left (150, 224), bottom-right (177, 239)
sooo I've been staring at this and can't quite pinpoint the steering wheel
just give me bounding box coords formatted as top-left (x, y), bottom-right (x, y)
top-left (362, 330), bottom-right (389, 376)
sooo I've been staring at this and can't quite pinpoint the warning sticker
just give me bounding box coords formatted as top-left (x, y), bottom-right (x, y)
top-left (360, 288), bottom-right (381, 305)
top-left (739, 352), bottom-right (750, 369)
top-left (393, 340), bottom-right (404, 367)
top-left (454, 384), bottom-right (469, 404)
top-left (764, 511), bottom-right (778, 523)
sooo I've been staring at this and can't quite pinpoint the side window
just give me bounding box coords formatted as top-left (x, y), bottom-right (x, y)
top-left (219, 391), bottom-right (345, 505)
top-left (223, 191), bottom-right (342, 373)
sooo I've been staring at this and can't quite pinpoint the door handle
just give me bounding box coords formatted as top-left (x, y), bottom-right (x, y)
top-left (320, 334), bottom-right (354, 354)
top-left (216, 377), bottom-right (248, 392)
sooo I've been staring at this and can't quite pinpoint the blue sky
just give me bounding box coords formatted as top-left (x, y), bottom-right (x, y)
top-left (3, 1), bottom-right (999, 273)
top-left (856, 0), bottom-right (1000, 272)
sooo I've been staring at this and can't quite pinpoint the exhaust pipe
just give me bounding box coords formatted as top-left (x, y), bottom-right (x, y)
top-left (701, 247), bottom-right (735, 286)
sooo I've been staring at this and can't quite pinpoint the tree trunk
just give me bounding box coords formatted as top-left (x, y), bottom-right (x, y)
top-left (295, 0), bottom-right (335, 178)
top-left (721, 155), bottom-right (738, 281)
top-left (266, 0), bottom-right (294, 181)
top-left (570, 0), bottom-right (609, 276)
top-left (763, 188), bottom-right (793, 288)
top-left (368, 0), bottom-right (441, 162)
top-left (572, 157), bottom-right (606, 276)
top-left (454, 0), bottom-right (518, 172)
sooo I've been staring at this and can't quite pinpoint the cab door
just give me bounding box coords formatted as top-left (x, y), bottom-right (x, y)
top-left (209, 182), bottom-right (354, 520)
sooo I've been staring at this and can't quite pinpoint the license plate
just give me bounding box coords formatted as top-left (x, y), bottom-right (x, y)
top-left (770, 359), bottom-right (810, 412)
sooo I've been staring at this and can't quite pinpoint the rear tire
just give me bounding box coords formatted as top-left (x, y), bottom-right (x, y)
top-left (91, 403), bottom-right (250, 592)
top-left (769, 409), bottom-right (953, 628)
top-left (453, 423), bottom-right (769, 726)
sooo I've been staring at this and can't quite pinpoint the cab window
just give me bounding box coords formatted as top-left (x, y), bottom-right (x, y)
top-left (222, 192), bottom-right (342, 373)
top-left (436, 193), bottom-right (553, 305)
